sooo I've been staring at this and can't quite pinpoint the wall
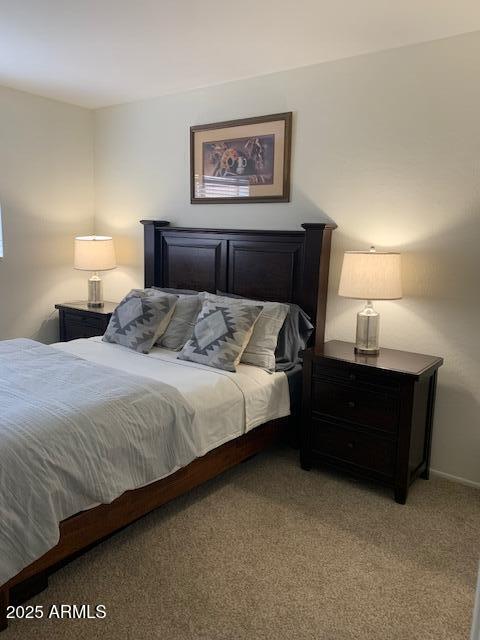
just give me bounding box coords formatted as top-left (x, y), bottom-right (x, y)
top-left (92, 32), bottom-right (478, 486)
top-left (0, 85), bottom-right (94, 342)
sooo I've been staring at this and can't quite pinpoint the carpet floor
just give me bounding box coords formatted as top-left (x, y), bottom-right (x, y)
top-left (4, 446), bottom-right (479, 640)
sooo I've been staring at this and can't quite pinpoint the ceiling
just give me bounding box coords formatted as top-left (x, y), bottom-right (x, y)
top-left (1, 0), bottom-right (480, 109)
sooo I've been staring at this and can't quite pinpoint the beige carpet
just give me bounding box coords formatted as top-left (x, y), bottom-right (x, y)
top-left (4, 446), bottom-right (480, 640)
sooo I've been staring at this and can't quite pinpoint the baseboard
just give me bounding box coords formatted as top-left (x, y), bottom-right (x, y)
top-left (430, 468), bottom-right (480, 489)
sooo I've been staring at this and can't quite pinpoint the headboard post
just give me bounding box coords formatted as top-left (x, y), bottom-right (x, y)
top-left (301, 223), bottom-right (335, 349)
top-left (140, 220), bottom-right (170, 287)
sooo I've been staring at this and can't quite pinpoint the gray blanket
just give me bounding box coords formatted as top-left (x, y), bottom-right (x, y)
top-left (0, 339), bottom-right (195, 585)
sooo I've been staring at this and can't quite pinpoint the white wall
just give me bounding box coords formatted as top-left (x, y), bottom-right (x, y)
top-left (94, 32), bottom-right (480, 486)
top-left (0, 85), bottom-right (94, 342)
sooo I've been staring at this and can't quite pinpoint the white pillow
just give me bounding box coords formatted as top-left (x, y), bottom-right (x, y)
top-left (200, 292), bottom-right (288, 371)
top-left (158, 294), bottom-right (202, 351)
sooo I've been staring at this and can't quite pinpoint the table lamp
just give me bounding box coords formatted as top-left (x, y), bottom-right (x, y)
top-left (338, 246), bottom-right (402, 355)
top-left (74, 235), bottom-right (116, 308)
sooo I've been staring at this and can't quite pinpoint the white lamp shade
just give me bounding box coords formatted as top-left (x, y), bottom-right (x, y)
top-left (338, 250), bottom-right (402, 300)
top-left (74, 236), bottom-right (116, 271)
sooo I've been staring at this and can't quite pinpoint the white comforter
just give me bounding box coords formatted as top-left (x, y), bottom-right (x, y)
top-left (0, 339), bottom-right (196, 586)
top-left (58, 337), bottom-right (290, 441)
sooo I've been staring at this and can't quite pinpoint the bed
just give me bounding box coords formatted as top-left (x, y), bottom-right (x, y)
top-left (0, 220), bottom-right (335, 630)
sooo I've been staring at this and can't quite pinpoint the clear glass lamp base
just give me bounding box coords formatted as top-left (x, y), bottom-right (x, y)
top-left (88, 273), bottom-right (104, 308)
top-left (354, 301), bottom-right (380, 355)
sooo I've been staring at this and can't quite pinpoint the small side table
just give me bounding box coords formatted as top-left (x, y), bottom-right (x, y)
top-left (55, 301), bottom-right (117, 342)
top-left (301, 340), bottom-right (443, 504)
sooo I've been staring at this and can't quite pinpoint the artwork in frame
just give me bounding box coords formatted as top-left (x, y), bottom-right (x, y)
top-left (190, 112), bottom-right (292, 203)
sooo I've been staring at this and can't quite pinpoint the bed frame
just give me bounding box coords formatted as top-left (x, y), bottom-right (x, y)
top-left (0, 220), bottom-right (335, 630)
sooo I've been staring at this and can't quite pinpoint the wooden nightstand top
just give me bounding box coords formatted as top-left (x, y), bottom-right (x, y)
top-left (311, 340), bottom-right (443, 379)
top-left (55, 301), bottom-right (118, 315)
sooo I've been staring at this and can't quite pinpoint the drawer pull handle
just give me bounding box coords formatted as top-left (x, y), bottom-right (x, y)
top-left (349, 373), bottom-right (356, 381)
top-left (347, 400), bottom-right (356, 408)
top-left (347, 441), bottom-right (355, 449)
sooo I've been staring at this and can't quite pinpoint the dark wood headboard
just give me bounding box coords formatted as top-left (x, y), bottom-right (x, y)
top-left (140, 220), bottom-right (336, 349)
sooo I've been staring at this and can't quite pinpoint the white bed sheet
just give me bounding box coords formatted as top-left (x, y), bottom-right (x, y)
top-left (55, 337), bottom-right (290, 455)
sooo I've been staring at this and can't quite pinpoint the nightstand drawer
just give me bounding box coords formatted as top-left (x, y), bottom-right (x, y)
top-left (56, 302), bottom-right (116, 343)
top-left (61, 310), bottom-right (110, 341)
top-left (310, 418), bottom-right (396, 478)
top-left (311, 379), bottom-right (398, 433)
top-left (63, 310), bottom-right (102, 328)
top-left (313, 360), bottom-right (399, 391)
top-left (64, 321), bottom-right (105, 341)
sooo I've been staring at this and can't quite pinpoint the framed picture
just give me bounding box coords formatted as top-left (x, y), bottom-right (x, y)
top-left (190, 112), bottom-right (292, 204)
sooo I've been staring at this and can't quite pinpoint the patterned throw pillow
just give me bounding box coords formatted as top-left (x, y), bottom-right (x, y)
top-left (204, 292), bottom-right (289, 371)
top-left (103, 289), bottom-right (178, 353)
top-left (132, 288), bottom-right (201, 351)
top-left (178, 300), bottom-right (263, 372)
top-left (158, 294), bottom-right (202, 351)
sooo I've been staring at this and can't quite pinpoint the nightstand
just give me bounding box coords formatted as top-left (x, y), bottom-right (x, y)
top-left (55, 301), bottom-right (117, 342)
top-left (300, 340), bottom-right (443, 504)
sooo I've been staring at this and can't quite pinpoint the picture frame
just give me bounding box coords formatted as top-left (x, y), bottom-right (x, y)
top-left (190, 112), bottom-right (292, 204)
